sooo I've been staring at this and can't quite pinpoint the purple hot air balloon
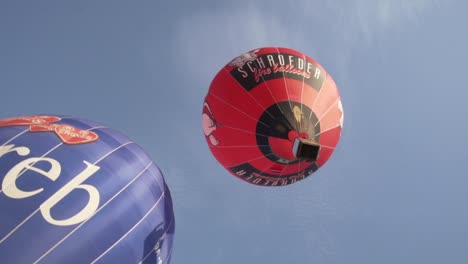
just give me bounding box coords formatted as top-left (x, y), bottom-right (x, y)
top-left (0, 115), bottom-right (175, 263)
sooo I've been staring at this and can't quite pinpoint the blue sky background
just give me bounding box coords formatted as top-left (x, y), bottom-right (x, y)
top-left (1, 1), bottom-right (467, 263)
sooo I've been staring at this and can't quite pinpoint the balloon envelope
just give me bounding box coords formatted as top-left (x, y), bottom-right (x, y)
top-left (203, 47), bottom-right (344, 186)
top-left (0, 115), bottom-right (174, 263)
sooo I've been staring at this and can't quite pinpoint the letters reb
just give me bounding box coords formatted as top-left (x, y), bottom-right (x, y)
top-left (0, 144), bottom-right (101, 226)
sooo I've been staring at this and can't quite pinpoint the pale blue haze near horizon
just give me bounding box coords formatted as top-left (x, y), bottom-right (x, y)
top-left (1, 1), bottom-right (467, 263)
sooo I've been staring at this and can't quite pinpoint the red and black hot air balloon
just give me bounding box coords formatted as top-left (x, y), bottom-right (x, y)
top-left (202, 47), bottom-right (343, 187)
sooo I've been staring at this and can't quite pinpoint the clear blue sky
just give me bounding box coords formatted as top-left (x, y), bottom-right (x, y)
top-left (1, 1), bottom-right (467, 263)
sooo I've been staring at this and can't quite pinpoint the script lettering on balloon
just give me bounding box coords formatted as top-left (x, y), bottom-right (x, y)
top-left (230, 52), bottom-right (325, 92)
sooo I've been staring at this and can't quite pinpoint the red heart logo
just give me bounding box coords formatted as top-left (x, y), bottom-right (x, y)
top-left (0, 115), bottom-right (61, 127)
top-left (29, 124), bottom-right (60, 132)
top-left (54, 125), bottom-right (98, 145)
